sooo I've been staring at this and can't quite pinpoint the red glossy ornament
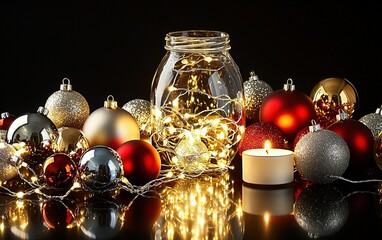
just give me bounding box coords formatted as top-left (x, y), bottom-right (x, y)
top-left (259, 78), bottom-right (317, 143)
top-left (117, 140), bottom-right (161, 186)
top-left (42, 199), bottom-right (76, 229)
top-left (0, 112), bottom-right (16, 130)
top-left (43, 153), bottom-right (77, 189)
top-left (238, 121), bottom-right (286, 156)
top-left (327, 112), bottom-right (375, 177)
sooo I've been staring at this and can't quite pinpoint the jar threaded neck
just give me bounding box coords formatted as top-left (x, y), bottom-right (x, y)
top-left (165, 30), bottom-right (231, 52)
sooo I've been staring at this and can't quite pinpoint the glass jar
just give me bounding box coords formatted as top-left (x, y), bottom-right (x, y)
top-left (151, 30), bottom-right (246, 172)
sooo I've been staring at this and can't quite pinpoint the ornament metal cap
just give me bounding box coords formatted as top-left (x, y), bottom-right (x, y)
top-left (283, 78), bottom-right (295, 91)
top-left (249, 71), bottom-right (259, 81)
top-left (37, 106), bottom-right (49, 115)
top-left (60, 78), bottom-right (73, 91)
top-left (376, 105), bottom-right (382, 115)
top-left (308, 119), bottom-right (321, 132)
top-left (335, 109), bottom-right (349, 121)
top-left (1, 112), bottom-right (10, 119)
top-left (104, 95), bottom-right (118, 109)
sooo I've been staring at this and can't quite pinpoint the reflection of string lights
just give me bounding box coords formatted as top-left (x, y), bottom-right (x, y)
top-left (155, 171), bottom-right (243, 240)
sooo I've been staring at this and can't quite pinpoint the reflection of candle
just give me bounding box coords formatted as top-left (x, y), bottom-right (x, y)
top-left (242, 141), bottom-right (294, 185)
top-left (242, 183), bottom-right (294, 216)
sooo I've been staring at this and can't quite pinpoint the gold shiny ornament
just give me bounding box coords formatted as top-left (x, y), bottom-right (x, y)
top-left (122, 99), bottom-right (152, 141)
top-left (0, 141), bottom-right (18, 181)
top-left (310, 77), bottom-right (359, 127)
top-left (174, 134), bottom-right (210, 171)
top-left (82, 95), bottom-right (140, 150)
top-left (45, 78), bottom-right (90, 129)
top-left (53, 126), bottom-right (90, 163)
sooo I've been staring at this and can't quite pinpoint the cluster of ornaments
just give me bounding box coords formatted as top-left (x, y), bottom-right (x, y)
top-left (243, 72), bottom-right (380, 183)
top-left (0, 78), bottom-right (161, 197)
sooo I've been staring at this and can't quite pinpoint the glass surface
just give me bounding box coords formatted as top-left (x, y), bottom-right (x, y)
top-left (1, 154), bottom-right (382, 239)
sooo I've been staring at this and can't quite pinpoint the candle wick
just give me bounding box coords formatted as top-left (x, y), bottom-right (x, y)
top-left (266, 149), bottom-right (269, 154)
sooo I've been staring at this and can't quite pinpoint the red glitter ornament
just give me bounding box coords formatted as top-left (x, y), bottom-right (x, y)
top-left (239, 121), bottom-right (286, 155)
top-left (293, 126), bottom-right (310, 150)
top-left (117, 140), bottom-right (161, 186)
top-left (327, 111), bottom-right (375, 177)
top-left (42, 153), bottom-right (77, 189)
top-left (259, 78), bottom-right (317, 143)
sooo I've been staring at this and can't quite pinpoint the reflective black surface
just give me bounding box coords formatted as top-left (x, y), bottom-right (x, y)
top-left (1, 153), bottom-right (382, 240)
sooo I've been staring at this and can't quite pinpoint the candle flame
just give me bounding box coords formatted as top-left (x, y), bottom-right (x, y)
top-left (264, 140), bottom-right (271, 154)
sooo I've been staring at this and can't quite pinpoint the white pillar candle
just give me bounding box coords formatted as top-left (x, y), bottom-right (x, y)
top-left (242, 146), bottom-right (294, 185)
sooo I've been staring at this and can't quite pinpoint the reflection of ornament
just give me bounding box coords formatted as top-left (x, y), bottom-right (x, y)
top-left (42, 153), bottom-right (77, 189)
top-left (243, 71), bottom-right (273, 121)
top-left (310, 77), bottom-right (358, 128)
top-left (157, 171), bottom-right (242, 239)
top-left (42, 199), bottom-right (76, 229)
top-left (6, 106), bottom-right (58, 167)
top-left (151, 30), bottom-right (245, 172)
top-left (53, 126), bottom-right (90, 163)
top-left (80, 196), bottom-right (122, 239)
top-left (327, 111), bottom-right (375, 177)
top-left (45, 78), bottom-right (90, 129)
top-left (294, 120), bottom-right (350, 184)
top-left (0, 141), bottom-right (18, 181)
top-left (78, 145), bottom-right (123, 192)
top-left (374, 131), bottom-right (382, 171)
top-left (117, 191), bottom-right (162, 231)
top-left (259, 78), bottom-right (317, 142)
top-left (122, 99), bottom-right (152, 141)
top-left (294, 184), bottom-right (349, 238)
top-left (82, 95), bottom-right (140, 150)
top-left (238, 121), bottom-right (285, 156)
top-left (359, 105), bottom-right (382, 140)
top-left (117, 140), bottom-right (161, 186)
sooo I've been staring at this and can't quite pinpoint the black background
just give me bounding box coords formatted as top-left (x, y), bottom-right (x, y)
top-left (1, 1), bottom-right (381, 119)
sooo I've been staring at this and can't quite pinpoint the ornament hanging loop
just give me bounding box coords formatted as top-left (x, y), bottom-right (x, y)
top-left (376, 105), bottom-right (382, 115)
top-left (249, 71), bottom-right (259, 81)
top-left (60, 78), bottom-right (73, 91)
top-left (104, 95), bottom-right (118, 109)
top-left (283, 78), bottom-right (295, 91)
top-left (309, 119), bottom-right (321, 132)
top-left (336, 109), bottom-right (349, 121)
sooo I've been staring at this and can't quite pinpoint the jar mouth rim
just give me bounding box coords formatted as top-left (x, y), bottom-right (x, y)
top-left (166, 30), bottom-right (229, 39)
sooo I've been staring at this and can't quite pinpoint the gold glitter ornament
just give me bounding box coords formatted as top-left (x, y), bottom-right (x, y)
top-left (45, 78), bottom-right (90, 129)
top-left (122, 99), bottom-right (151, 141)
top-left (359, 105), bottom-right (382, 140)
top-left (0, 141), bottom-right (18, 181)
top-left (82, 95), bottom-right (140, 150)
top-left (244, 71), bottom-right (273, 121)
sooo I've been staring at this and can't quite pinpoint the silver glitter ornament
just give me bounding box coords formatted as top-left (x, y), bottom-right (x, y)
top-left (294, 120), bottom-right (350, 184)
top-left (359, 105), bottom-right (382, 140)
top-left (244, 71), bottom-right (273, 121)
top-left (122, 99), bottom-right (151, 140)
top-left (45, 78), bottom-right (90, 129)
top-left (294, 184), bottom-right (349, 238)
